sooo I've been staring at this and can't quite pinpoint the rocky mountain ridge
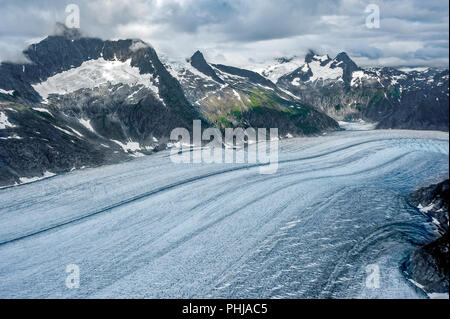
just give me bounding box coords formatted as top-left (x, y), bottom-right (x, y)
top-left (0, 29), bottom-right (339, 186)
top-left (270, 51), bottom-right (449, 130)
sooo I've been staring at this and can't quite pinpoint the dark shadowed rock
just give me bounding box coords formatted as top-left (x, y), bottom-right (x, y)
top-left (402, 180), bottom-right (449, 295)
top-left (212, 64), bottom-right (276, 88)
top-left (189, 51), bottom-right (224, 84)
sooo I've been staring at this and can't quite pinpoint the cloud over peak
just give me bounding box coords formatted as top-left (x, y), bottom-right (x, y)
top-left (0, 0), bottom-right (448, 68)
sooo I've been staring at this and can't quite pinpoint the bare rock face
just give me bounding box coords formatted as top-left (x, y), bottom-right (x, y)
top-left (402, 180), bottom-right (449, 295)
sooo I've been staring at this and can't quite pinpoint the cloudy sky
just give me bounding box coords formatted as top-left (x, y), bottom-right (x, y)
top-left (0, 0), bottom-right (448, 68)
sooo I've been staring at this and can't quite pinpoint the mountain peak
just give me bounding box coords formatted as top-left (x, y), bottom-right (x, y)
top-left (304, 50), bottom-right (317, 63)
top-left (304, 51), bottom-right (331, 65)
top-left (189, 50), bottom-right (224, 84)
top-left (335, 52), bottom-right (350, 59)
top-left (332, 52), bottom-right (359, 84)
top-left (334, 52), bottom-right (357, 66)
top-left (190, 50), bottom-right (207, 63)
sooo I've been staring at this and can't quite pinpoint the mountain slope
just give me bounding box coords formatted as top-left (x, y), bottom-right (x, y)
top-left (273, 51), bottom-right (449, 131)
top-left (0, 28), bottom-right (340, 187)
top-left (0, 28), bottom-right (201, 186)
top-left (253, 56), bottom-right (305, 83)
top-left (164, 51), bottom-right (339, 136)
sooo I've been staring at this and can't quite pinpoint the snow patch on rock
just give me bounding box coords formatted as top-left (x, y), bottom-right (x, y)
top-left (0, 88), bottom-right (14, 96)
top-left (79, 119), bottom-right (95, 133)
top-left (0, 112), bottom-right (16, 129)
top-left (308, 60), bottom-right (343, 83)
top-left (32, 58), bottom-right (162, 102)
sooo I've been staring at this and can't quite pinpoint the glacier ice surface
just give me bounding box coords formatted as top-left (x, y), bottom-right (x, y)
top-left (0, 130), bottom-right (448, 298)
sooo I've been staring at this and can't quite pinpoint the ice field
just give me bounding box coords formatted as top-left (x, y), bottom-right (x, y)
top-left (0, 130), bottom-right (448, 298)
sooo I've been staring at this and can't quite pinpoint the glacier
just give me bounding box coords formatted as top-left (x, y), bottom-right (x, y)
top-left (0, 130), bottom-right (448, 298)
top-left (31, 58), bottom-right (162, 101)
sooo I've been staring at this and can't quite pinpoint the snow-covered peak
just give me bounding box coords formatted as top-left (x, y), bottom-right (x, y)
top-left (286, 55), bottom-right (345, 85)
top-left (162, 55), bottom-right (219, 84)
top-left (252, 56), bottom-right (304, 83)
top-left (257, 52), bottom-right (359, 85)
top-left (278, 51), bottom-right (372, 87)
top-left (316, 54), bottom-right (330, 62)
top-left (305, 59), bottom-right (343, 83)
top-left (304, 51), bottom-right (331, 64)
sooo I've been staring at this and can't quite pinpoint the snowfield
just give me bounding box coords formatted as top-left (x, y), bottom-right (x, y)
top-left (31, 58), bottom-right (162, 101)
top-left (306, 60), bottom-right (343, 83)
top-left (0, 130), bottom-right (448, 298)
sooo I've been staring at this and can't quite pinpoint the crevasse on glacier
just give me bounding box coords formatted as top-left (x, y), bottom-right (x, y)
top-left (0, 130), bottom-right (448, 298)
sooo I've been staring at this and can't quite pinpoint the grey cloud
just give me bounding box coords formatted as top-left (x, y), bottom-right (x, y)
top-left (0, 0), bottom-right (448, 68)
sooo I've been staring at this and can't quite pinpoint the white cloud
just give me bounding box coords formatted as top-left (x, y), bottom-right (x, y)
top-left (0, 0), bottom-right (448, 68)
